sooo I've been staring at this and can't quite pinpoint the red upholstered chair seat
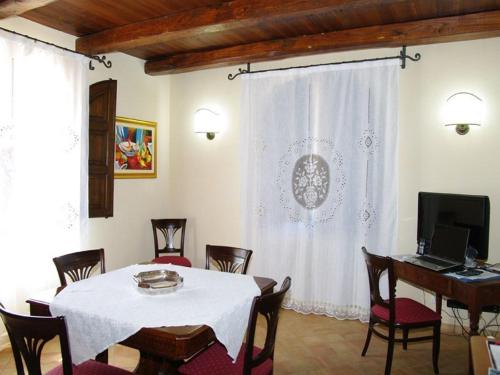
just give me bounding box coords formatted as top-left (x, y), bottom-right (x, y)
top-left (152, 256), bottom-right (192, 267)
top-left (46, 360), bottom-right (132, 375)
top-left (179, 343), bottom-right (273, 375)
top-left (372, 297), bottom-right (441, 324)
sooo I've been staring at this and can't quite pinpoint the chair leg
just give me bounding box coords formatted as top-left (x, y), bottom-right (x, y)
top-left (384, 326), bottom-right (395, 375)
top-left (402, 328), bottom-right (409, 350)
top-left (95, 349), bottom-right (108, 364)
top-left (432, 322), bottom-right (441, 374)
top-left (361, 320), bottom-right (374, 356)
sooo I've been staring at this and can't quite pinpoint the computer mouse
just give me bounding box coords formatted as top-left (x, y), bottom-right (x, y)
top-left (456, 269), bottom-right (483, 276)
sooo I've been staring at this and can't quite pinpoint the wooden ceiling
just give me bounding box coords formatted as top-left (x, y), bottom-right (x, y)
top-left (2, 0), bottom-right (500, 75)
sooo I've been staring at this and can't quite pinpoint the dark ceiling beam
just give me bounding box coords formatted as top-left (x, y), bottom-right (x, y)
top-left (0, 0), bottom-right (55, 18)
top-left (144, 10), bottom-right (500, 75)
top-left (75, 0), bottom-right (407, 54)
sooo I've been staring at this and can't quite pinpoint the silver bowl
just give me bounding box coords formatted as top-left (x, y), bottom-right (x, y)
top-left (133, 270), bottom-right (183, 295)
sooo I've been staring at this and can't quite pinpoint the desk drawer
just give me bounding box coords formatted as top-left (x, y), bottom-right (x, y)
top-left (395, 262), bottom-right (453, 296)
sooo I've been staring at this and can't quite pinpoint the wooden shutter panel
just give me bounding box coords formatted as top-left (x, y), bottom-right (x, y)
top-left (89, 79), bottom-right (116, 218)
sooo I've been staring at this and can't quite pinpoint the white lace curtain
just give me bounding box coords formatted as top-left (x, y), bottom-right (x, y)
top-left (241, 60), bottom-right (399, 321)
top-left (0, 30), bottom-right (89, 311)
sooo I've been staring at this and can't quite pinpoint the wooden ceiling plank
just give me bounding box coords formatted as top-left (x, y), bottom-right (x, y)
top-left (75, 0), bottom-right (409, 54)
top-left (0, 0), bottom-right (56, 19)
top-left (144, 10), bottom-right (500, 75)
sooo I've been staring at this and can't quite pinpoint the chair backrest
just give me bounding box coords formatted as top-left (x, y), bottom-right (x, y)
top-left (361, 247), bottom-right (396, 320)
top-left (205, 245), bottom-right (253, 275)
top-left (243, 276), bottom-right (291, 375)
top-left (53, 249), bottom-right (105, 287)
top-left (0, 303), bottom-right (73, 375)
top-left (151, 218), bottom-right (187, 258)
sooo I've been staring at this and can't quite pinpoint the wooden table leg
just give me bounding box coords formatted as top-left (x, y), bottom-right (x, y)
top-left (468, 306), bottom-right (481, 374)
top-left (435, 293), bottom-right (442, 315)
top-left (468, 306), bottom-right (481, 336)
top-left (468, 339), bottom-right (473, 375)
top-left (134, 351), bottom-right (182, 375)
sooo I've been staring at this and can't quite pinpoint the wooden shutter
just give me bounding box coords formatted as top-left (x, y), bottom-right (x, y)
top-left (89, 80), bottom-right (116, 218)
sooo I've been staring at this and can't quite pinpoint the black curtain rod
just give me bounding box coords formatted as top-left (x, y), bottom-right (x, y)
top-left (227, 46), bottom-right (420, 80)
top-left (0, 26), bottom-right (112, 70)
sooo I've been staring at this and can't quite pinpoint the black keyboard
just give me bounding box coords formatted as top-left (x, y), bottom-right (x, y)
top-left (416, 255), bottom-right (455, 267)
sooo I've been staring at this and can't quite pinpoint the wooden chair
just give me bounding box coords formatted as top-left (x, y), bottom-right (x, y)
top-left (205, 245), bottom-right (253, 275)
top-left (151, 218), bottom-right (192, 267)
top-left (361, 247), bottom-right (441, 375)
top-left (0, 302), bottom-right (132, 375)
top-left (53, 249), bottom-right (105, 287)
top-left (179, 276), bottom-right (291, 375)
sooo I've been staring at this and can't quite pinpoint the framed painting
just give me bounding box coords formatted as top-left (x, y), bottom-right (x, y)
top-left (114, 116), bottom-right (157, 178)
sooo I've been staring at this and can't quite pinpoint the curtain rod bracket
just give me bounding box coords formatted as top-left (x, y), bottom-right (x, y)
top-left (400, 45), bottom-right (421, 69)
top-left (89, 55), bottom-right (113, 70)
top-left (228, 62), bottom-right (251, 80)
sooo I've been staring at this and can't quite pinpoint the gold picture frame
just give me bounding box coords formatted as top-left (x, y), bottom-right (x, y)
top-left (114, 116), bottom-right (157, 179)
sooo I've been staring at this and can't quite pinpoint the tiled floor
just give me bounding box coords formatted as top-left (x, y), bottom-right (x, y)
top-left (0, 309), bottom-right (470, 374)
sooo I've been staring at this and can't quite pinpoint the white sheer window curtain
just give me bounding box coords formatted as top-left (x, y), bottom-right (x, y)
top-left (241, 60), bottom-right (399, 321)
top-left (0, 30), bottom-right (89, 313)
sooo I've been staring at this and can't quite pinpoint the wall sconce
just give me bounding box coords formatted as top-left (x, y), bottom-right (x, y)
top-left (444, 92), bottom-right (484, 135)
top-left (194, 108), bottom-right (220, 140)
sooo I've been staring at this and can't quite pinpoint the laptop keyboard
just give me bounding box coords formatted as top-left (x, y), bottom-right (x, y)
top-left (417, 255), bottom-right (454, 267)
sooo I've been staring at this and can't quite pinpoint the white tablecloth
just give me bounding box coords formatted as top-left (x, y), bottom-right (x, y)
top-left (50, 264), bottom-right (260, 364)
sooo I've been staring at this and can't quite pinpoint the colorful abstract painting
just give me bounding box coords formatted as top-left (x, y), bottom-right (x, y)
top-left (114, 117), bottom-right (157, 178)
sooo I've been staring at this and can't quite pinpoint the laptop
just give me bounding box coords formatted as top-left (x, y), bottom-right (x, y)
top-left (405, 224), bottom-right (470, 272)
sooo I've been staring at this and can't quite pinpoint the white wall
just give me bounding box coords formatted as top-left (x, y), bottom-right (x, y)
top-left (0, 17), bottom-right (172, 271)
top-left (169, 71), bottom-right (242, 266)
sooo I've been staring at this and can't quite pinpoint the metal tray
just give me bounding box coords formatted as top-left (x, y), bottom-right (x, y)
top-left (133, 270), bottom-right (183, 295)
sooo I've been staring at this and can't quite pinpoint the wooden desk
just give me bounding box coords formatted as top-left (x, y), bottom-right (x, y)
top-left (27, 276), bottom-right (276, 375)
top-left (394, 259), bottom-right (500, 335)
top-left (470, 336), bottom-right (492, 375)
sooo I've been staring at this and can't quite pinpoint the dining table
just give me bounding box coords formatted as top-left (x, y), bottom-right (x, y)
top-left (26, 264), bottom-right (277, 375)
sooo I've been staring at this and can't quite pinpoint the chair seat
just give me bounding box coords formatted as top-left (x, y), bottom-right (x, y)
top-left (372, 297), bottom-right (441, 324)
top-left (152, 255), bottom-right (192, 267)
top-left (46, 360), bottom-right (132, 375)
top-left (178, 342), bottom-right (273, 375)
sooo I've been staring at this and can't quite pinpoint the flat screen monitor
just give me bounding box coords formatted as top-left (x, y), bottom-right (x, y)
top-left (417, 192), bottom-right (490, 261)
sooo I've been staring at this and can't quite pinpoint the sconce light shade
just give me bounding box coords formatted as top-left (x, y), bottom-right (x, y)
top-left (444, 92), bottom-right (483, 135)
top-left (194, 108), bottom-right (220, 140)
